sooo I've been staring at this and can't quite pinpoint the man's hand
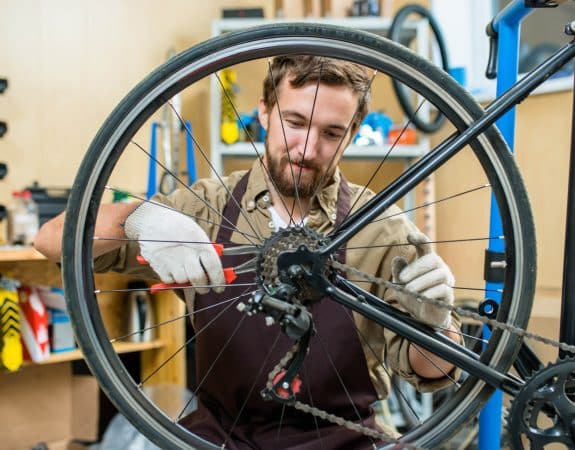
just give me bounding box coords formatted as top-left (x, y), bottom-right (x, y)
top-left (391, 232), bottom-right (455, 329)
top-left (124, 202), bottom-right (225, 294)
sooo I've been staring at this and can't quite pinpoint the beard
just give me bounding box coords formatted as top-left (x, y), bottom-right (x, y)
top-left (264, 138), bottom-right (334, 199)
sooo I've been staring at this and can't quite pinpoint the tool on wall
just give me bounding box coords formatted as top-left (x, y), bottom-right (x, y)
top-left (147, 50), bottom-right (197, 199)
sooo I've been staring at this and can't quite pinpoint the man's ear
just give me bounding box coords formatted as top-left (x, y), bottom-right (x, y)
top-left (257, 97), bottom-right (269, 132)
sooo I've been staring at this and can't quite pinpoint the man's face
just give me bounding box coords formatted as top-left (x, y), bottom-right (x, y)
top-left (258, 76), bottom-right (359, 199)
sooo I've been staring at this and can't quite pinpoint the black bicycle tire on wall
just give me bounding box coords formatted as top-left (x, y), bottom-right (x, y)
top-left (388, 4), bottom-right (450, 134)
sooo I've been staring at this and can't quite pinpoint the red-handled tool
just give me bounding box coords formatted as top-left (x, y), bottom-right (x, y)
top-left (137, 243), bottom-right (258, 294)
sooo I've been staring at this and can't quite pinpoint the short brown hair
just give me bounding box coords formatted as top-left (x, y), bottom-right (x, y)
top-left (262, 55), bottom-right (371, 132)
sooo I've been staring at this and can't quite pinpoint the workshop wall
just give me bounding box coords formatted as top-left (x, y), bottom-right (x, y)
top-left (0, 0), bottom-right (275, 216)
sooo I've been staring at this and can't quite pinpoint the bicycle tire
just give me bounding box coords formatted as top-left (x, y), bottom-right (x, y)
top-left (388, 4), bottom-right (450, 133)
top-left (62, 22), bottom-right (536, 449)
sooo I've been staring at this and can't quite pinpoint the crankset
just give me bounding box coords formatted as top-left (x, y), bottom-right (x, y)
top-left (508, 357), bottom-right (575, 449)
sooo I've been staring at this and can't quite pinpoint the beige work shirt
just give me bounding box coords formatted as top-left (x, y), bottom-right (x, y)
top-left (95, 159), bottom-right (460, 400)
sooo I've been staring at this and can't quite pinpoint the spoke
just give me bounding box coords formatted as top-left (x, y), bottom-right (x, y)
top-left (345, 99), bottom-right (428, 221)
top-left (110, 292), bottom-right (252, 344)
top-left (303, 70), bottom-right (378, 220)
top-left (436, 324), bottom-right (488, 348)
top-left (192, 315), bottom-right (247, 398)
top-left (336, 281), bottom-right (500, 300)
top-left (367, 184), bottom-right (492, 226)
top-left (130, 140), bottom-right (262, 246)
top-left (214, 72), bottom-right (295, 224)
top-left (276, 403), bottom-right (287, 444)
top-left (301, 364), bottom-right (326, 449)
top-left (409, 343), bottom-right (461, 389)
top-left (94, 283), bottom-right (257, 294)
top-left (175, 289), bottom-right (254, 421)
top-left (93, 236), bottom-right (227, 245)
top-left (289, 60), bottom-right (324, 221)
top-left (139, 288), bottom-right (253, 387)
top-left (168, 101), bottom-right (265, 243)
top-left (454, 286), bottom-right (504, 294)
top-left (104, 185), bottom-right (260, 242)
top-left (222, 330), bottom-right (284, 448)
top-left (267, 59), bottom-right (299, 227)
top-left (344, 235), bottom-right (503, 251)
top-left (314, 328), bottom-right (377, 444)
top-left (341, 308), bottom-right (423, 425)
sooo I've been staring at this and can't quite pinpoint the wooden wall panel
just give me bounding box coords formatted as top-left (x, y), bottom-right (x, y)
top-left (0, 0), bottom-right (274, 211)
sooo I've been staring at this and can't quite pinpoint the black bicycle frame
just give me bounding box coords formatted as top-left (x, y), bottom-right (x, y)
top-left (559, 66), bottom-right (575, 357)
top-left (332, 276), bottom-right (524, 396)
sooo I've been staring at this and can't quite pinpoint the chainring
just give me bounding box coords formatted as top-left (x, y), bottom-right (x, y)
top-left (508, 357), bottom-right (575, 449)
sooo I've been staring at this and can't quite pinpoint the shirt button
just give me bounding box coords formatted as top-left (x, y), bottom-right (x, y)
top-left (268, 221), bottom-right (275, 229)
top-left (263, 194), bottom-right (270, 203)
top-left (331, 213), bottom-right (337, 220)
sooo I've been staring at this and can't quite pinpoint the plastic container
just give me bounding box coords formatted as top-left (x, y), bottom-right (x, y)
top-left (7, 190), bottom-right (39, 245)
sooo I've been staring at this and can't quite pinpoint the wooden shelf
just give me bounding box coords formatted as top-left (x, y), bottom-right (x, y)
top-left (28, 340), bottom-right (165, 365)
top-left (0, 246), bottom-right (47, 262)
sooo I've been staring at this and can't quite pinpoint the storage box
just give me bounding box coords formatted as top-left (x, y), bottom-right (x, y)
top-left (25, 182), bottom-right (70, 226)
top-left (0, 363), bottom-right (99, 450)
top-left (48, 308), bottom-right (76, 353)
top-left (19, 286), bottom-right (50, 362)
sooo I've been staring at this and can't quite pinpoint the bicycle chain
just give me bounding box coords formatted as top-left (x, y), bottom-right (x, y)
top-left (262, 259), bottom-right (575, 449)
top-left (263, 346), bottom-right (412, 448)
top-left (266, 343), bottom-right (408, 449)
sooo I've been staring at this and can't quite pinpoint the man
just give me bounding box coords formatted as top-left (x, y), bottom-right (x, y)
top-left (35, 55), bottom-right (461, 449)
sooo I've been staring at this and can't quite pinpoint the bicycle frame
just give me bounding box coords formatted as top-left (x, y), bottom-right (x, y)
top-left (316, 0), bottom-right (575, 396)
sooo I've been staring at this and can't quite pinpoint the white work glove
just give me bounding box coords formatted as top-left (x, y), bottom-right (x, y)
top-left (124, 202), bottom-right (225, 294)
top-left (391, 232), bottom-right (455, 329)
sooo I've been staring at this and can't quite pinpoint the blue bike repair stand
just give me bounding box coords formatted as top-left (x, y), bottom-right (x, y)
top-left (479, 2), bottom-right (533, 449)
top-left (147, 120), bottom-right (197, 199)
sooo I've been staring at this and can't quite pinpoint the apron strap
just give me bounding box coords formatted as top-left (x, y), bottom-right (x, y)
top-left (216, 171), bottom-right (251, 243)
top-left (334, 174), bottom-right (351, 264)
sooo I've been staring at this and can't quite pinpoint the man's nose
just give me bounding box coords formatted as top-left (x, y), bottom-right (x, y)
top-left (297, 128), bottom-right (320, 160)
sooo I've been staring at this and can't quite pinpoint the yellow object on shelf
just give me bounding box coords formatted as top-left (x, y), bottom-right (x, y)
top-left (220, 68), bottom-right (240, 145)
top-left (0, 279), bottom-right (23, 372)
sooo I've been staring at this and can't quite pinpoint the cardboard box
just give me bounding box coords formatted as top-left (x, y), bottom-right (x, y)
top-left (0, 363), bottom-right (99, 450)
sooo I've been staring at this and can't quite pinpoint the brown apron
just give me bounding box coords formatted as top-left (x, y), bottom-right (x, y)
top-left (180, 173), bottom-right (380, 450)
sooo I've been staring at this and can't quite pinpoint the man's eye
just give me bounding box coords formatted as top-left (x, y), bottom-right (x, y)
top-left (287, 120), bottom-right (305, 128)
top-left (324, 130), bottom-right (344, 140)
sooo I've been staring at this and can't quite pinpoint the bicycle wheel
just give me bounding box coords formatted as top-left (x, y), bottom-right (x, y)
top-left (62, 23), bottom-right (536, 449)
